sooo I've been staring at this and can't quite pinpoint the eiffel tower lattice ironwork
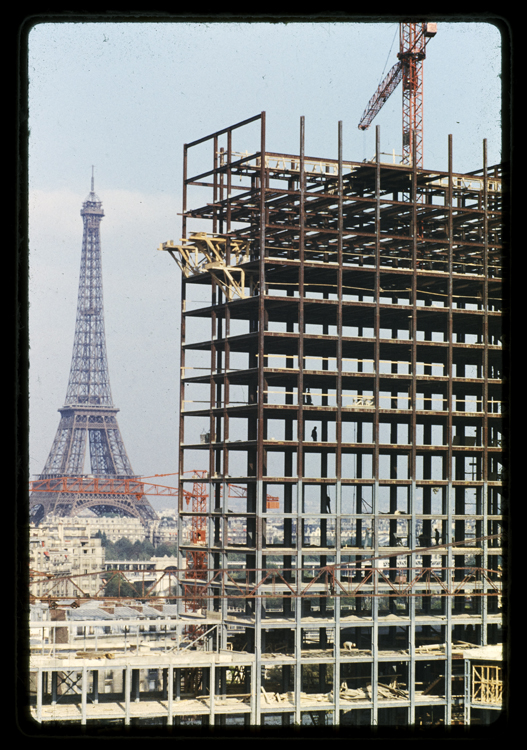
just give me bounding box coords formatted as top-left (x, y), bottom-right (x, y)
top-left (30, 172), bottom-right (157, 524)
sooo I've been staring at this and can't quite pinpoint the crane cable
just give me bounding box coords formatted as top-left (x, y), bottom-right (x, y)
top-left (378, 24), bottom-right (399, 87)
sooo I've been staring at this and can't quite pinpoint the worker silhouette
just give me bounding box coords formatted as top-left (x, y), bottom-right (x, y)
top-left (304, 388), bottom-right (313, 405)
top-left (323, 493), bottom-right (331, 514)
top-left (311, 426), bottom-right (318, 441)
top-left (434, 528), bottom-right (442, 545)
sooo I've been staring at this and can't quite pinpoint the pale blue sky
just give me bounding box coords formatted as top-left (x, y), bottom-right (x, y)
top-left (27, 19), bottom-right (506, 498)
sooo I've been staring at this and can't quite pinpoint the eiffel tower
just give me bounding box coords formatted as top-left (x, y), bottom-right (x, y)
top-left (30, 171), bottom-right (156, 525)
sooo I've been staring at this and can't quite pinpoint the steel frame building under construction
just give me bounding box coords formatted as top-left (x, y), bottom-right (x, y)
top-left (156, 112), bottom-right (506, 727)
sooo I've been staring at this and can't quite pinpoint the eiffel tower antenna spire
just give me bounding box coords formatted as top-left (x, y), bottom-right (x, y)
top-left (30, 174), bottom-right (156, 524)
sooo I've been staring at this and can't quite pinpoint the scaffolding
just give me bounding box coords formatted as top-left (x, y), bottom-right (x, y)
top-left (158, 112), bottom-right (507, 728)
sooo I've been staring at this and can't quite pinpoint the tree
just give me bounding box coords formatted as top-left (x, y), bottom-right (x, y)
top-left (94, 530), bottom-right (109, 546)
top-left (155, 542), bottom-right (178, 558)
top-left (103, 571), bottom-right (139, 598)
top-left (115, 537), bottom-right (135, 559)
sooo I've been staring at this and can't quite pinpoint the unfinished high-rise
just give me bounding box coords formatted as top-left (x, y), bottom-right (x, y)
top-left (160, 112), bottom-right (505, 727)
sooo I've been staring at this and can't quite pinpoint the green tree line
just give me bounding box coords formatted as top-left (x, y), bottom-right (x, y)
top-left (94, 531), bottom-right (178, 561)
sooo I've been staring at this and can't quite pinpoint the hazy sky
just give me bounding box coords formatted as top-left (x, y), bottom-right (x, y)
top-left (27, 18), bottom-right (505, 502)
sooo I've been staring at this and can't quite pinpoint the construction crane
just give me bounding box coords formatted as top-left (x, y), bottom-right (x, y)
top-left (29, 473), bottom-right (278, 510)
top-left (29, 475), bottom-right (179, 502)
top-left (358, 22), bottom-right (437, 168)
